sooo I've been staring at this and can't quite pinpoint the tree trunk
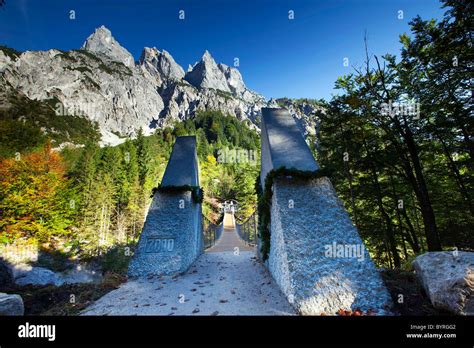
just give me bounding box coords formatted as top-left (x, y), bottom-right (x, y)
top-left (366, 155), bottom-right (401, 268)
top-left (402, 125), bottom-right (441, 251)
top-left (436, 132), bottom-right (473, 214)
top-left (400, 208), bottom-right (421, 253)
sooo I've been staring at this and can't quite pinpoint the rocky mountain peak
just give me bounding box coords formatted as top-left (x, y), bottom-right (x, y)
top-left (82, 25), bottom-right (135, 68)
top-left (139, 46), bottom-right (185, 83)
top-left (218, 63), bottom-right (246, 95)
top-left (139, 46), bottom-right (158, 61)
top-left (184, 50), bottom-right (231, 92)
top-left (0, 31), bottom-right (291, 147)
top-left (201, 50), bottom-right (214, 62)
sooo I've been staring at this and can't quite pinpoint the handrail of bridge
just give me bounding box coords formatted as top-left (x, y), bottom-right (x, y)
top-left (202, 214), bottom-right (223, 249)
top-left (236, 210), bottom-right (258, 247)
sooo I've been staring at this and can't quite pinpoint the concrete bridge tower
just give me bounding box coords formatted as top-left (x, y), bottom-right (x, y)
top-left (259, 108), bottom-right (392, 315)
top-left (128, 136), bottom-right (202, 278)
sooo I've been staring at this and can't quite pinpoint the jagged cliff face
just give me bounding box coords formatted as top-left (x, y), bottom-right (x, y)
top-left (271, 98), bottom-right (326, 137)
top-left (0, 25), bottom-right (316, 145)
top-left (0, 48), bottom-right (165, 145)
top-left (185, 50), bottom-right (230, 92)
top-left (139, 46), bottom-right (185, 86)
top-left (82, 25), bottom-right (135, 68)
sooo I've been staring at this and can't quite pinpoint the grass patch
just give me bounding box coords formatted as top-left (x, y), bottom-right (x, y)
top-left (65, 66), bottom-right (93, 74)
top-left (73, 49), bottom-right (102, 63)
top-left (99, 245), bottom-right (134, 275)
top-left (55, 52), bottom-right (78, 63)
top-left (82, 75), bottom-right (101, 91)
top-left (175, 80), bottom-right (197, 90)
top-left (110, 61), bottom-right (132, 76)
top-left (212, 88), bottom-right (233, 101)
top-left (97, 61), bottom-right (132, 77)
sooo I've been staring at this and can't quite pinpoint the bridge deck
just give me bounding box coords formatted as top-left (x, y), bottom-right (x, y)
top-left (82, 250), bottom-right (294, 316)
top-left (206, 213), bottom-right (254, 253)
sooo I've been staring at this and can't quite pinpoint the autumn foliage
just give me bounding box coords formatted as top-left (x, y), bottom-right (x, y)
top-left (336, 308), bottom-right (377, 316)
top-left (0, 141), bottom-right (74, 243)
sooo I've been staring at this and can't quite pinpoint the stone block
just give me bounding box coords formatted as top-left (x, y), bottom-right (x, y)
top-left (268, 177), bottom-right (392, 315)
top-left (0, 293), bottom-right (24, 316)
top-left (413, 251), bottom-right (473, 315)
top-left (128, 191), bottom-right (202, 277)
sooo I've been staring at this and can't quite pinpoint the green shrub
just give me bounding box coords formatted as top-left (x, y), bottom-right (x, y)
top-left (100, 245), bottom-right (133, 275)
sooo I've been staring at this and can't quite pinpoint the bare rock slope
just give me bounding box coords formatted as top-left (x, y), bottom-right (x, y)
top-left (0, 26), bottom-right (282, 145)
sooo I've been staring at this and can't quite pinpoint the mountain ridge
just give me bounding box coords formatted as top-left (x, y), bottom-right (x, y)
top-left (0, 25), bottom-right (321, 146)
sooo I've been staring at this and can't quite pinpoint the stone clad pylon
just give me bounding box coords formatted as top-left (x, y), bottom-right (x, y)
top-left (128, 136), bottom-right (203, 278)
top-left (260, 107), bottom-right (392, 315)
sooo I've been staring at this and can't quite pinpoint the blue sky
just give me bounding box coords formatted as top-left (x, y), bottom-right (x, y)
top-left (0, 0), bottom-right (445, 100)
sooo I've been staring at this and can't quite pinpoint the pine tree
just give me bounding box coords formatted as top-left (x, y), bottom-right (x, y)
top-left (135, 128), bottom-right (151, 187)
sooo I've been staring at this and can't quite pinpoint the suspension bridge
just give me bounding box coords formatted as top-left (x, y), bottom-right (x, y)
top-left (83, 107), bottom-right (392, 316)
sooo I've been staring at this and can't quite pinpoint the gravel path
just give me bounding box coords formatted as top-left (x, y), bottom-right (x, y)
top-left (82, 226), bottom-right (295, 316)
